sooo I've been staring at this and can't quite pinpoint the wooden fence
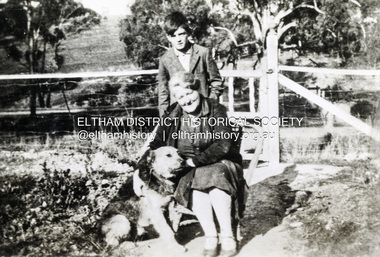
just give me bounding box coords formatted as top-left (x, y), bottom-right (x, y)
top-left (0, 69), bottom-right (270, 165)
top-left (1, 24), bottom-right (379, 167)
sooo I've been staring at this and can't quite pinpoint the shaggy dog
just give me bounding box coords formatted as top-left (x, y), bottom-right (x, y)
top-left (100, 146), bottom-right (187, 251)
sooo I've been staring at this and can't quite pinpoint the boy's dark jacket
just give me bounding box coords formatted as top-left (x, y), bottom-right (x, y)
top-left (158, 44), bottom-right (223, 116)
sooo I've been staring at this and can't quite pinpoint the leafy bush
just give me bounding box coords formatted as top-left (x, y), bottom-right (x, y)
top-left (0, 161), bottom-right (132, 256)
top-left (351, 100), bottom-right (375, 120)
top-left (38, 163), bottom-right (89, 210)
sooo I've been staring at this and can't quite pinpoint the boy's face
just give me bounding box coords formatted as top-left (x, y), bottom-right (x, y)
top-left (167, 27), bottom-right (190, 52)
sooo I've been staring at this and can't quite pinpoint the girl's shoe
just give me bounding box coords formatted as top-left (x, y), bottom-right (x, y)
top-left (203, 236), bottom-right (218, 257)
top-left (219, 236), bottom-right (237, 257)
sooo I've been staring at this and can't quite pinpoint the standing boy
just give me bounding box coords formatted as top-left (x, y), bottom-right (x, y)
top-left (158, 11), bottom-right (224, 116)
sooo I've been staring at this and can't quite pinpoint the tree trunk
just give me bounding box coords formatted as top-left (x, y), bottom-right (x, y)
top-left (26, 6), bottom-right (37, 116)
top-left (41, 40), bottom-right (47, 73)
top-left (30, 85), bottom-right (37, 116)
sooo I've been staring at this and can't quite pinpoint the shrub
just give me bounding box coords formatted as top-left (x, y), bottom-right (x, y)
top-left (38, 163), bottom-right (89, 210)
top-left (0, 160), bottom-right (132, 256)
top-left (351, 100), bottom-right (375, 120)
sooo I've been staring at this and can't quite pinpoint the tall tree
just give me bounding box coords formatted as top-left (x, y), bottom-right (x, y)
top-left (1, 0), bottom-right (101, 73)
top-left (0, 0), bottom-right (100, 115)
top-left (120, 0), bottom-right (378, 69)
top-left (209, 0), bottom-right (375, 67)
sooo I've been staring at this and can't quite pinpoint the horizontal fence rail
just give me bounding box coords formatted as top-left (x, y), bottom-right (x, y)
top-left (0, 70), bottom-right (160, 80)
top-left (0, 69), bottom-right (267, 162)
top-left (0, 70), bottom-right (262, 116)
top-left (0, 69), bottom-right (262, 81)
top-left (279, 66), bottom-right (380, 76)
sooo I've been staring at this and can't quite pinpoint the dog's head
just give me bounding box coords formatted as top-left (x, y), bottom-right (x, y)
top-left (150, 146), bottom-right (185, 179)
top-left (137, 146), bottom-right (185, 181)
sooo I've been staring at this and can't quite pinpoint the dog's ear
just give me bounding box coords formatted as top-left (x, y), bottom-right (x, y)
top-left (148, 150), bottom-right (156, 165)
top-left (137, 149), bottom-right (153, 183)
top-left (136, 149), bottom-right (151, 170)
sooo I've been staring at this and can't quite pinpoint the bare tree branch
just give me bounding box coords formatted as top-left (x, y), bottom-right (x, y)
top-left (280, 43), bottom-right (298, 50)
top-left (274, 3), bottom-right (325, 25)
top-left (212, 26), bottom-right (257, 47)
top-left (252, 0), bottom-right (259, 13)
top-left (349, 0), bottom-right (361, 7)
top-left (326, 28), bottom-right (337, 38)
top-left (277, 21), bottom-right (297, 40)
top-left (63, 6), bottom-right (82, 22)
top-left (359, 23), bottom-right (366, 39)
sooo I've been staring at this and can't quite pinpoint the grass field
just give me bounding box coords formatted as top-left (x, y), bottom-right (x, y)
top-left (0, 124), bottom-right (379, 256)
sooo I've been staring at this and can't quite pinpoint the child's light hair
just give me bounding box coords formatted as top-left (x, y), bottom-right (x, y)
top-left (169, 72), bottom-right (200, 91)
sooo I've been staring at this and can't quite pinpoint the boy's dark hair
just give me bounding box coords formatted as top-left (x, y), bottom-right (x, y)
top-left (164, 11), bottom-right (191, 36)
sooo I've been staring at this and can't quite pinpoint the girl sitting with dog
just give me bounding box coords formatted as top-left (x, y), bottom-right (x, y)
top-left (150, 71), bottom-right (247, 257)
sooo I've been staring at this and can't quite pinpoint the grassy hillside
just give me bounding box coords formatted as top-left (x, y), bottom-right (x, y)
top-left (0, 16), bottom-right (135, 75)
top-left (58, 16), bottom-right (135, 73)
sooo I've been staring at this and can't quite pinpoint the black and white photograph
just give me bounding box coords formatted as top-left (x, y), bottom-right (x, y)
top-left (0, 0), bottom-right (379, 256)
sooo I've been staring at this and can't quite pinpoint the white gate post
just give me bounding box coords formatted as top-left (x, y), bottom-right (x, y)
top-left (266, 23), bottom-right (280, 166)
